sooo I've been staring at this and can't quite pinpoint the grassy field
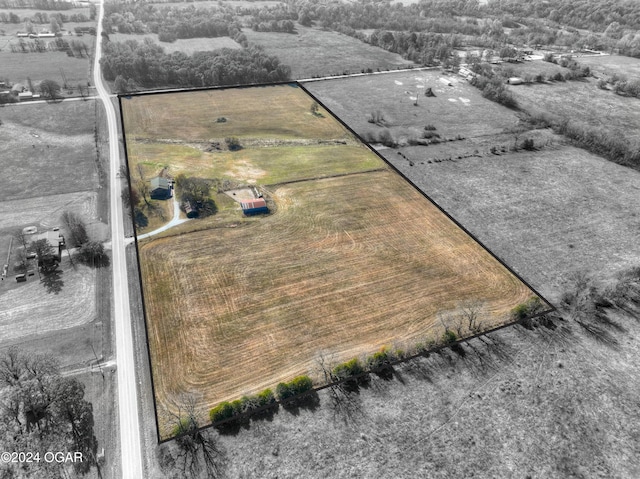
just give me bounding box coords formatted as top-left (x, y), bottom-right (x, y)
top-left (124, 85), bottom-right (545, 438)
top-left (577, 54), bottom-right (640, 78)
top-left (305, 70), bottom-right (521, 141)
top-left (109, 33), bottom-right (242, 54)
top-left (0, 100), bottom-right (98, 201)
top-left (506, 75), bottom-right (640, 142)
top-left (129, 142), bottom-right (383, 185)
top-left (243, 25), bottom-right (414, 79)
top-left (0, 48), bottom-right (92, 85)
top-left (122, 84), bottom-right (352, 141)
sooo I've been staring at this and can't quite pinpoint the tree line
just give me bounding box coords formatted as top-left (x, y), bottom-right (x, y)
top-left (101, 39), bottom-right (290, 90)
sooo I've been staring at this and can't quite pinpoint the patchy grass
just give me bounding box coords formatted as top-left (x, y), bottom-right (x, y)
top-left (0, 100), bottom-right (99, 202)
top-left (243, 25), bottom-right (413, 79)
top-left (109, 33), bottom-right (242, 54)
top-left (128, 142), bottom-right (383, 185)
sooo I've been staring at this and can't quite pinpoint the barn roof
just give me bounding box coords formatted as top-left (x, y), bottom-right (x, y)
top-left (150, 177), bottom-right (169, 190)
top-left (240, 198), bottom-right (267, 210)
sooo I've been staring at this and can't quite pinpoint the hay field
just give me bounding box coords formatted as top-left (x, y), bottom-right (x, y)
top-left (243, 25), bottom-right (413, 79)
top-left (140, 170), bottom-right (540, 437)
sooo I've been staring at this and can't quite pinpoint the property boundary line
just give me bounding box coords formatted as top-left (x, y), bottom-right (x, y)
top-left (118, 80), bottom-right (555, 444)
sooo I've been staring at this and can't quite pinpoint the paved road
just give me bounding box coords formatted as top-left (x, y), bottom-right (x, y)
top-left (136, 196), bottom-right (190, 240)
top-left (93, 1), bottom-right (144, 478)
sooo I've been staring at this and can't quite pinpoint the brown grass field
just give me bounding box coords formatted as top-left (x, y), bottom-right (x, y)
top-left (243, 25), bottom-right (414, 79)
top-left (123, 85), bottom-right (546, 438)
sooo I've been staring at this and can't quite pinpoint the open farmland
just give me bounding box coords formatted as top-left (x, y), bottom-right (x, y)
top-left (305, 70), bottom-right (640, 301)
top-left (305, 70), bottom-right (521, 142)
top-left (122, 84), bottom-right (547, 438)
top-left (243, 25), bottom-right (414, 79)
top-left (577, 54), bottom-right (640, 78)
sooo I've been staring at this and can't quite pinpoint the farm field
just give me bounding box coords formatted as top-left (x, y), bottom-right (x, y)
top-left (122, 84), bottom-right (547, 438)
top-left (577, 54), bottom-right (640, 77)
top-left (0, 48), bottom-right (93, 86)
top-left (109, 33), bottom-right (242, 54)
top-left (243, 25), bottom-right (414, 79)
top-left (305, 70), bottom-right (640, 301)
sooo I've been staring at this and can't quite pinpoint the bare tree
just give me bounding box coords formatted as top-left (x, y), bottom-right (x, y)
top-left (161, 394), bottom-right (225, 479)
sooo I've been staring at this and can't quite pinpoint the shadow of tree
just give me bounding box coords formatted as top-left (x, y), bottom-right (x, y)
top-left (41, 267), bottom-right (63, 294)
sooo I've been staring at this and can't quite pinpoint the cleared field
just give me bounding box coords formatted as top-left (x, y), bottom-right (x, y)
top-left (305, 70), bottom-right (521, 140)
top-left (109, 33), bottom-right (242, 54)
top-left (243, 25), bottom-right (413, 79)
top-left (578, 54), bottom-right (640, 78)
top-left (140, 170), bottom-right (540, 437)
top-left (0, 100), bottom-right (98, 202)
top-left (123, 85), bottom-right (546, 438)
top-left (122, 84), bottom-right (351, 141)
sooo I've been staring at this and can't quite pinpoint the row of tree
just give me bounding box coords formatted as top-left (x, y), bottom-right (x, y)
top-left (101, 39), bottom-right (290, 90)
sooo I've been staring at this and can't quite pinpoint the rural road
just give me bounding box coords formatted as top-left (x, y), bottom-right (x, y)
top-left (136, 196), bottom-right (190, 240)
top-left (94, 1), bottom-right (144, 478)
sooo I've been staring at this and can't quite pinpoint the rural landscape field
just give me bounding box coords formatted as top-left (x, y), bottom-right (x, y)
top-left (3, 0), bottom-right (640, 476)
top-left (121, 84), bottom-right (547, 438)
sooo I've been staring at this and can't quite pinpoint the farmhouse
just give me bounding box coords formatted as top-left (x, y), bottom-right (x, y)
top-left (32, 230), bottom-right (65, 261)
top-left (240, 198), bottom-right (269, 215)
top-left (150, 177), bottom-right (171, 199)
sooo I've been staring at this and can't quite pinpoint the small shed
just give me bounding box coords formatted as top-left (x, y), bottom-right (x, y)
top-left (241, 198), bottom-right (268, 216)
top-left (150, 177), bottom-right (171, 199)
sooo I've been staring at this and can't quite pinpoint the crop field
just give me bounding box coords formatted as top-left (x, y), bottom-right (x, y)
top-left (122, 84), bottom-right (546, 438)
top-left (243, 25), bottom-right (413, 79)
top-left (109, 33), bottom-right (242, 54)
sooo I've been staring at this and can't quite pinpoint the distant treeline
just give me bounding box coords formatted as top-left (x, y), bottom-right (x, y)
top-left (0, 0), bottom-right (74, 9)
top-left (101, 40), bottom-right (290, 89)
top-left (0, 10), bottom-right (92, 24)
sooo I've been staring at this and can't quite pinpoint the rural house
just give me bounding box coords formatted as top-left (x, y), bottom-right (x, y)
top-left (240, 198), bottom-right (269, 215)
top-left (150, 177), bottom-right (171, 199)
top-left (31, 230), bottom-right (65, 261)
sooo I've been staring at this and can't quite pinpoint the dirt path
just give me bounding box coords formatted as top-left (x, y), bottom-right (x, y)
top-left (136, 196), bottom-right (189, 240)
